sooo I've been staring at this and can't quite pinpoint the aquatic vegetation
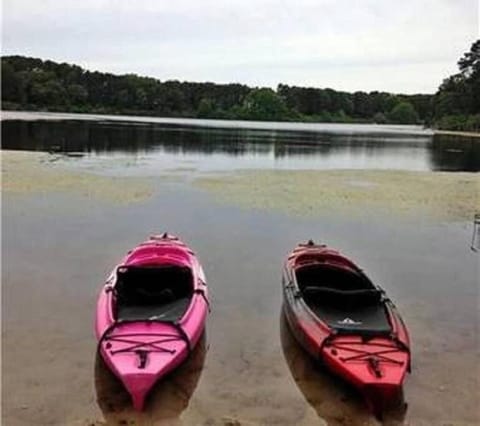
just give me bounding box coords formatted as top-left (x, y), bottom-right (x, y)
top-left (2, 150), bottom-right (153, 203)
top-left (196, 169), bottom-right (480, 221)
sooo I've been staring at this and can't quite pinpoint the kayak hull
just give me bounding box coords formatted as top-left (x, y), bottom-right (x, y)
top-left (95, 234), bottom-right (209, 410)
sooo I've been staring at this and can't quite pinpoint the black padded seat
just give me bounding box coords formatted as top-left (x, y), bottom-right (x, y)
top-left (308, 303), bottom-right (392, 336)
top-left (302, 286), bottom-right (392, 336)
top-left (117, 297), bottom-right (191, 322)
top-left (303, 286), bottom-right (382, 309)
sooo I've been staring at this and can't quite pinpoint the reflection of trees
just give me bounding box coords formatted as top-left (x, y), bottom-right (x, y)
top-left (7, 120), bottom-right (478, 171)
top-left (430, 134), bottom-right (480, 171)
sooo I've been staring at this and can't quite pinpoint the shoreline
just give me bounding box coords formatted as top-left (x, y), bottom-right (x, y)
top-left (433, 129), bottom-right (480, 138)
top-left (0, 110), bottom-right (432, 135)
top-left (3, 111), bottom-right (480, 139)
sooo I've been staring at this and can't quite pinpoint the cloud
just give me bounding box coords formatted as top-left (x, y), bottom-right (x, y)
top-left (2, 0), bottom-right (478, 93)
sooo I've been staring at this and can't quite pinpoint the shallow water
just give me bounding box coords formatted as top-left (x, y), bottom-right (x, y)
top-left (2, 182), bottom-right (479, 425)
top-left (2, 113), bottom-right (479, 425)
top-left (2, 114), bottom-right (480, 174)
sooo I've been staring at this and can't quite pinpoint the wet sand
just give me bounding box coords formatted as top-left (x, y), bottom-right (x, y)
top-left (2, 151), bottom-right (479, 425)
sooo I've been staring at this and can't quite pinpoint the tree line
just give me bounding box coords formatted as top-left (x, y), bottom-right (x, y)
top-left (1, 39), bottom-right (478, 130)
top-left (431, 39), bottom-right (480, 131)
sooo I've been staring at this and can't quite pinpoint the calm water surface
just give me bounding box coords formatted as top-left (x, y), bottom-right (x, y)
top-left (2, 113), bottom-right (480, 174)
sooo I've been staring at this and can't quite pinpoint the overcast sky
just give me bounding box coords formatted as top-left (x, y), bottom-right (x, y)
top-left (2, 0), bottom-right (479, 94)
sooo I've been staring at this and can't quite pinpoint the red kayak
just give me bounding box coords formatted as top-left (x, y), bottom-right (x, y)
top-left (282, 240), bottom-right (410, 416)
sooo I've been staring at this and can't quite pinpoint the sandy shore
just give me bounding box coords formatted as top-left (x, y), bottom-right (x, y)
top-left (196, 169), bottom-right (479, 221)
top-left (434, 130), bottom-right (480, 138)
top-left (1, 150), bottom-right (153, 203)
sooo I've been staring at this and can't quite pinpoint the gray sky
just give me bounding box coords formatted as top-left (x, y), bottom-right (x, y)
top-left (2, 0), bottom-right (479, 94)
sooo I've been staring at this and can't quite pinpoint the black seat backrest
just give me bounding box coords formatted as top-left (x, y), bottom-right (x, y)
top-left (296, 264), bottom-right (372, 292)
top-left (302, 286), bottom-right (382, 309)
top-left (116, 266), bottom-right (192, 307)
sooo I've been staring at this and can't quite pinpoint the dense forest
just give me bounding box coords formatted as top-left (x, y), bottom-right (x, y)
top-left (1, 40), bottom-right (479, 130)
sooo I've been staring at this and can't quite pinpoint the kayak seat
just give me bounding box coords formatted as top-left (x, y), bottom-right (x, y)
top-left (303, 286), bottom-right (382, 309)
top-left (116, 297), bottom-right (191, 322)
top-left (302, 286), bottom-right (392, 336)
top-left (114, 265), bottom-right (193, 321)
top-left (296, 265), bottom-right (371, 291)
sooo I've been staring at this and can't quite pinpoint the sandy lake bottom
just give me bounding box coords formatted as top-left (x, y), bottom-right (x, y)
top-left (2, 150), bottom-right (479, 426)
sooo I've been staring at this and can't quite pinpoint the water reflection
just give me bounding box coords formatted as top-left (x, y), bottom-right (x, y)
top-left (2, 119), bottom-right (479, 172)
top-left (430, 134), bottom-right (480, 172)
top-left (280, 312), bottom-right (406, 425)
top-left (94, 332), bottom-right (206, 425)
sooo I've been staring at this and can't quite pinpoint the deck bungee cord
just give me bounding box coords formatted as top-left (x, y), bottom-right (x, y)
top-left (98, 320), bottom-right (193, 357)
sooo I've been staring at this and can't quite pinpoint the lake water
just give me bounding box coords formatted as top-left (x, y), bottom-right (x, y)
top-left (2, 113), bottom-right (480, 174)
top-left (2, 112), bottom-right (479, 425)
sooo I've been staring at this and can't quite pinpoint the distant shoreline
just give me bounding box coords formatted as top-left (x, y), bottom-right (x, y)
top-left (5, 109), bottom-right (480, 138)
top-left (0, 110), bottom-right (433, 136)
top-left (433, 130), bottom-right (480, 138)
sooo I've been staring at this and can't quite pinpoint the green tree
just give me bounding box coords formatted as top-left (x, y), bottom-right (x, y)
top-left (240, 88), bottom-right (291, 121)
top-left (67, 84), bottom-right (88, 105)
top-left (196, 98), bottom-right (215, 118)
top-left (353, 91), bottom-right (374, 118)
top-left (373, 112), bottom-right (387, 124)
top-left (433, 39), bottom-right (480, 123)
top-left (29, 79), bottom-right (67, 106)
top-left (388, 102), bottom-right (419, 124)
top-left (1, 61), bottom-right (24, 103)
top-left (458, 39), bottom-right (480, 78)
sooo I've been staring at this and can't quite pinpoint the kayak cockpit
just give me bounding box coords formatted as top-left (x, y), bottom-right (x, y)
top-left (295, 263), bottom-right (392, 336)
top-left (115, 265), bottom-right (193, 322)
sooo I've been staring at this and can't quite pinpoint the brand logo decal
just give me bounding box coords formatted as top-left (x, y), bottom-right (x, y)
top-left (337, 317), bottom-right (362, 325)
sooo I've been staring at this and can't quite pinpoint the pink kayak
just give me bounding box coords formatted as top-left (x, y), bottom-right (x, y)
top-left (95, 233), bottom-right (209, 411)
